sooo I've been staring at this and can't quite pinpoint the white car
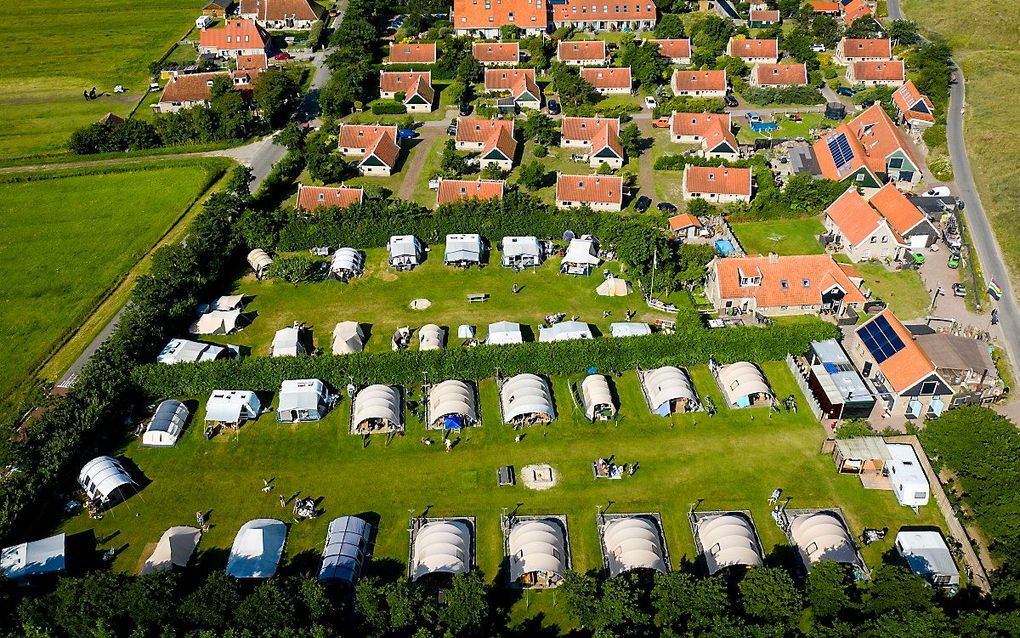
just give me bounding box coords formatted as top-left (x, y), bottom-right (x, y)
top-left (924, 186), bottom-right (952, 197)
top-left (644, 96), bottom-right (657, 109)
top-left (811, 44), bottom-right (826, 52)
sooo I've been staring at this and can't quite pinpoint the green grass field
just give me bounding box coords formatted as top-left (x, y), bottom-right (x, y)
top-left (734, 113), bottom-right (832, 144)
top-left (58, 362), bottom-right (949, 631)
top-left (0, 162), bottom-right (221, 406)
top-left (731, 218), bottom-right (825, 256)
top-left (855, 263), bottom-right (931, 320)
top-left (0, 0), bottom-right (199, 160)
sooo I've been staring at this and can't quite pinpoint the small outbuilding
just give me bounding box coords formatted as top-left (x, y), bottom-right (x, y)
top-left (487, 320), bottom-right (524, 345)
top-left (691, 511), bottom-right (764, 575)
top-left (538, 321), bottom-right (593, 343)
top-left (247, 248), bottom-right (274, 279)
top-left (427, 380), bottom-right (479, 430)
top-left (270, 326), bottom-right (307, 358)
top-left (715, 361), bottom-right (774, 408)
top-left (444, 234), bottom-right (484, 267)
top-left (887, 443), bottom-right (929, 508)
top-left (601, 515), bottom-right (669, 576)
top-left (610, 322), bottom-right (651, 338)
top-left (388, 235), bottom-right (425, 270)
top-left (142, 400), bottom-right (190, 447)
top-left (561, 237), bottom-right (601, 276)
top-left (501, 236), bottom-right (543, 269)
top-left (1, 534), bottom-right (66, 580)
top-left (330, 247), bottom-right (364, 281)
top-left (352, 385), bottom-right (403, 434)
top-left (205, 390), bottom-right (262, 425)
top-left (641, 366), bottom-right (700, 416)
top-left (331, 321), bottom-right (366, 354)
top-left (277, 379), bottom-right (333, 422)
top-left (142, 527), bottom-right (201, 575)
top-left (319, 516), bottom-right (374, 584)
top-left (500, 374), bottom-right (556, 426)
top-left (895, 530), bottom-right (960, 588)
top-left (596, 276), bottom-right (632, 297)
top-left (581, 374), bottom-right (616, 421)
top-left (788, 510), bottom-right (860, 568)
top-left (833, 437), bottom-right (893, 474)
top-left (508, 518), bottom-right (569, 589)
top-left (411, 519), bottom-right (474, 582)
top-left (419, 324), bottom-right (446, 351)
top-left (226, 519), bottom-right (287, 579)
top-left (79, 456), bottom-right (136, 505)
top-left (157, 338), bottom-right (227, 364)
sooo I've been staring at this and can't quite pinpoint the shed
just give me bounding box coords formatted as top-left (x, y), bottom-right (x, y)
top-left (352, 385), bottom-right (403, 434)
top-left (487, 321), bottom-right (523, 345)
top-left (205, 390), bottom-right (261, 425)
top-left (419, 324), bottom-right (446, 351)
top-left (226, 519), bottom-right (287, 579)
top-left (716, 362), bottom-right (773, 408)
top-left (641, 367), bottom-right (699, 415)
top-left (789, 511), bottom-right (859, 567)
top-left (502, 236), bottom-right (544, 268)
top-left (895, 530), bottom-right (960, 587)
top-left (887, 443), bottom-right (929, 508)
top-left (331, 322), bottom-right (366, 354)
top-left (602, 516), bottom-right (668, 576)
top-left (157, 338), bottom-right (226, 364)
top-left (142, 400), bottom-right (190, 447)
top-left (538, 321), bottom-right (593, 343)
top-left (190, 310), bottom-right (242, 335)
top-left (319, 516), bottom-right (373, 584)
top-left (561, 237), bottom-right (601, 275)
top-left (270, 326), bottom-right (307, 357)
top-left (428, 380), bottom-right (479, 429)
top-left (1, 534), bottom-right (66, 580)
top-left (247, 249), bottom-right (274, 278)
top-left (444, 234), bottom-right (484, 266)
top-left (277, 379), bottom-right (332, 422)
top-left (142, 527), bottom-right (201, 575)
top-left (610, 322), bottom-right (652, 338)
top-left (581, 374), bottom-right (616, 421)
top-left (388, 235), bottom-right (425, 270)
top-left (833, 437), bottom-right (892, 474)
top-left (508, 518), bottom-right (568, 588)
top-left (501, 374), bottom-right (556, 425)
top-left (411, 520), bottom-right (473, 581)
top-left (693, 512), bottom-right (764, 575)
top-left (330, 247), bottom-right (364, 281)
top-left (806, 339), bottom-right (876, 419)
top-left (79, 456), bottom-right (135, 504)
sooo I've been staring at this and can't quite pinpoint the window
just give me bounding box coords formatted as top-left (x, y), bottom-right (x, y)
top-left (889, 157), bottom-right (903, 169)
top-left (780, 279), bottom-right (789, 289)
top-left (920, 380), bottom-right (938, 395)
top-left (856, 173), bottom-right (865, 181)
top-left (870, 236), bottom-right (877, 243)
top-left (802, 279), bottom-right (810, 288)
top-left (881, 235), bottom-right (888, 243)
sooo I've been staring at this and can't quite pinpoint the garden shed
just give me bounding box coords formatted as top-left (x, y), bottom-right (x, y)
top-left (501, 236), bottom-right (543, 268)
top-left (538, 321), bottom-right (593, 343)
top-left (330, 247), bottom-right (364, 281)
top-left (270, 326), bottom-right (306, 358)
top-left (419, 324), bottom-right (446, 351)
top-left (331, 322), bottom-right (366, 354)
top-left (411, 519), bottom-right (473, 582)
top-left (388, 235), bottom-right (425, 270)
top-left (427, 380), bottom-right (479, 430)
top-left (602, 516), bottom-right (669, 577)
top-left (789, 510), bottom-right (859, 567)
top-left (444, 234), bottom-right (484, 267)
top-left (581, 374), bottom-right (616, 421)
top-left (276, 378), bottom-right (333, 423)
top-left (142, 400), bottom-right (190, 447)
top-left (508, 518), bottom-right (568, 589)
top-left (561, 237), bottom-right (601, 276)
top-left (487, 321), bottom-right (523, 345)
top-left (1, 534), bottom-right (66, 580)
top-left (78, 456), bottom-right (136, 505)
top-left (204, 390), bottom-right (261, 425)
top-left (500, 374), bottom-right (556, 425)
top-left (610, 322), bottom-right (652, 337)
top-left (352, 385), bottom-right (403, 434)
top-left (716, 362), bottom-right (774, 408)
top-left (142, 527), bottom-right (201, 575)
top-left (692, 512), bottom-right (764, 575)
top-left (226, 519), bottom-right (287, 579)
top-left (319, 516), bottom-right (373, 584)
top-left (641, 367), bottom-right (700, 415)
top-left (247, 249), bottom-right (273, 278)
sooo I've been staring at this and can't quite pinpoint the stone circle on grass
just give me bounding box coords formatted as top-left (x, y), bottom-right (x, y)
top-left (521, 464), bottom-right (557, 490)
top-left (410, 298), bottom-right (432, 310)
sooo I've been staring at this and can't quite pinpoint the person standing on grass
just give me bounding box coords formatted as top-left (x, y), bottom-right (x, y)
top-left (196, 511), bottom-right (205, 527)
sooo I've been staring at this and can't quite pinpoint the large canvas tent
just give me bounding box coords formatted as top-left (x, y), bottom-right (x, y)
top-left (610, 322), bottom-right (652, 338)
top-left (319, 516), bottom-right (373, 584)
top-left (330, 247), bottom-right (364, 281)
top-left (693, 512), bottom-right (764, 575)
top-left (226, 519), bottom-right (287, 579)
top-left (205, 390), bottom-right (261, 425)
top-left (411, 519), bottom-right (473, 581)
top-left (487, 321), bottom-right (523, 345)
top-left (789, 511), bottom-right (859, 568)
top-left (189, 309), bottom-right (242, 335)
top-left (428, 380), bottom-right (479, 430)
top-left (157, 338), bottom-right (227, 364)
top-left (508, 518), bottom-right (568, 588)
top-left (419, 324), bottom-right (446, 351)
top-left (247, 249), bottom-right (273, 278)
top-left (581, 374), bottom-right (616, 421)
top-left (388, 235), bottom-right (425, 270)
top-left (270, 326), bottom-right (307, 357)
top-left (538, 321), bottom-right (593, 343)
top-left (142, 400), bottom-right (190, 447)
top-left (277, 379), bottom-right (333, 422)
top-left (641, 367), bottom-right (700, 415)
top-left (352, 385), bottom-right (403, 434)
top-left (331, 322), bottom-right (366, 354)
top-left (596, 276), bottom-right (632, 297)
top-left (561, 237), bottom-right (600, 276)
top-left (1, 534), bottom-right (65, 580)
top-left (602, 516), bottom-right (669, 576)
top-left (500, 374), bottom-right (556, 425)
top-left (142, 527), bottom-right (201, 574)
top-left (501, 236), bottom-right (543, 268)
top-left (444, 234), bottom-right (484, 266)
top-left (79, 456), bottom-right (136, 505)
top-left (716, 362), bottom-right (774, 408)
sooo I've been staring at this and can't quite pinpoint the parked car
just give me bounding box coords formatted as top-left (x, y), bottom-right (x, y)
top-left (952, 283), bottom-right (967, 297)
top-left (644, 96), bottom-right (657, 109)
top-left (273, 52), bottom-right (292, 60)
top-left (657, 202), bottom-right (678, 213)
top-left (459, 103), bottom-right (472, 116)
top-left (446, 123), bottom-right (458, 135)
top-left (397, 128), bottom-right (418, 141)
top-left (924, 186), bottom-right (952, 197)
top-left (724, 94), bottom-right (739, 108)
top-left (811, 43), bottom-right (826, 52)
top-left (948, 253), bottom-right (960, 269)
top-left (788, 113), bottom-right (802, 121)
top-left (910, 251), bottom-right (926, 266)
top-left (836, 86), bottom-right (855, 97)
top-left (651, 117), bottom-right (671, 129)
top-left (547, 99), bottom-right (560, 115)
top-left (634, 195), bottom-right (652, 213)
top-left (746, 112), bottom-right (761, 123)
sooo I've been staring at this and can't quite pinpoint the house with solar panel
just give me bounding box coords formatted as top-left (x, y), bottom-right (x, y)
top-left (847, 309), bottom-right (952, 419)
top-left (812, 104), bottom-right (921, 188)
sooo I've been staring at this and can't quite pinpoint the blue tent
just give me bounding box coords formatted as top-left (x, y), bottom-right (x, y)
top-left (444, 415), bottom-right (464, 430)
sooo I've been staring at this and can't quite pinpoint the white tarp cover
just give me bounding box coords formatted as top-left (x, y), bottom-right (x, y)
top-left (696, 513), bottom-right (764, 575)
top-left (277, 379), bottom-right (330, 422)
top-left (458, 324), bottom-right (476, 339)
top-left (429, 380), bottom-right (477, 426)
top-left (718, 362), bottom-right (773, 406)
top-left (643, 367), bottom-right (698, 414)
top-left (538, 321), bottom-right (593, 343)
top-left (353, 385), bottom-right (402, 428)
top-left (190, 309), bottom-right (242, 335)
top-left (501, 236), bottom-right (543, 266)
top-left (271, 327), bottom-right (306, 357)
top-left (331, 247), bottom-right (364, 276)
top-left (388, 235), bottom-right (423, 265)
top-left (142, 400), bottom-right (189, 447)
top-left (320, 516), bottom-right (373, 583)
top-left (227, 519), bottom-right (287, 578)
top-left (610, 322), bottom-right (651, 338)
top-left (411, 520), bottom-right (472, 581)
top-left (79, 456), bottom-right (135, 502)
top-left (790, 512), bottom-right (858, 565)
top-left (157, 338), bottom-right (225, 364)
top-left (509, 519), bottom-right (567, 583)
top-left (581, 375), bottom-right (615, 420)
top-left (895, 530), bottom-right (959, 585)
top-left (563, 238), bottom-right (600, 265)
top-left (332, 322), bottom-right (365, 354)
top-left (419, 324), bottom-right (445, 351)
top-left (501, 374), bottom-right (556, 423)
top-left (1, 534), bottom-right (65, 580)
top-left (205, 390), bottom-right (261, 423)
top-left (444, 234), bottom-right (483, 264)
top-left (209, 295), bottom-right (244, 311)
top-left (247, 249), bottom-right (273, 275)
top-left (596, 277), bottom-right (632, 297)
top-left (487, 321), bottom-right (523, 345)
top-left (142, 527), bottom-right (201, 575)
top-left (603, 517), bottom-right (668, 576)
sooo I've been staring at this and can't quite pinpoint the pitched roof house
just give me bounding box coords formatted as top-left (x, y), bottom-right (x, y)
top-left (750, 63), bottom-right (808, 87)
top-left (812, 103), bottom-right (921, 187)
top-left (379, 71), bottom-right (435, 112)
top-left (581, 67), bottom-right (632, 94)
top-left (868, 182), bottom-right (939, 246)
top-left (682, 166), bottom-right (752, 203)
top-left (386, 42), bottom-right (437, 64)
top-left (748, 8), bottom-right (780, 26)
top-left (338, 124), bottom-right (401, 176)
top-left (560, 117), bottom-right (624, 169)
top-left (551, 0), bottom-right (657, 31)
top-left (484, 68), bottom-right (541, 109)
top-left (822, 188), bottom-right (908, 262)
top-left (452, 0), bottom-right (548, 37)
top-left (835, 38), bottom-right (892, 64)
top-left (436, 179), bottom-right (505, 206)
top-left (239, 0), bottom-right (323, 29)
top-left (198, 19), bottom-right (271, 58)
top-left (892, 80), bottom-right (936, 134)
top-left (154, 72), bottom-right (237, 113)
top-left (649, 39), bottom-right (692, 65)
top-left (668, 213), bottom-right (703, 239)
top-left (842, 0), bottom-right (873, 25)
top-left (296, 185), bottom-right (364, 212)
top-left (472, 42), bottom-right (520, 65)
top-left (847, 60), bottom-right (905, 87)
top-left (669, 112), bottom-right (738, 159)
top-left (671, 69), bottom-right (727, 97)
top-left (557, 40), bottom-right (607, 65)
top-left (810, 0), bottom-right (840, 13)
top-left (555, 174), bottom-right (624, 211)
top-left (726, 38), bottom-right (779, 63)
top-left (455, 118), bottom-right (517, 171)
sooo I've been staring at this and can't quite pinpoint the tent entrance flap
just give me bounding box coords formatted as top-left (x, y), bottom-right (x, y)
top-left (444, 415), bottom-right (464, 430)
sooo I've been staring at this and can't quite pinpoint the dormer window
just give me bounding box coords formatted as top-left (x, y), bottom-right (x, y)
top-left (802, 279), bottom-right (811, 288)
top-left (780, 279), bottom-right (789, 289)
top-left (319, 194), bottom-right (325, 201)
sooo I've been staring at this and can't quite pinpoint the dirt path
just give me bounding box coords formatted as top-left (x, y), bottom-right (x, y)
top-left (634, 117), bottom-right (657, 203)
top-left (0, 151), bottom-right (224, 175)
top-left (397, 117), bottom-right (448, 200)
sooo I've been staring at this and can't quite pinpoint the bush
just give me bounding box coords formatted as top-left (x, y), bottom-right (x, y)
top-left (533, 145), bottom-right (548, 158)
top-left (266, 254), bottom-right (327, 283)
top-left (739, 85), bottom-right (825, 106)
top-left (371, 100), bottom-right (407, 114)
top-left (653, 154), bottom-right (750, 171)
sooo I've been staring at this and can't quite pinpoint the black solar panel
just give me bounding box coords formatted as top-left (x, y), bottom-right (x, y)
top-left (827, 132), bottom-right (854, 171)
top-left (859, 315), bottom-right (905, 364)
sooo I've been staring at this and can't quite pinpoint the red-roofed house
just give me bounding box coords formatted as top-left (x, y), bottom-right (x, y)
top-left (822, 188), bottom-right (908, 262)
top-left (892, 80), bottom-right (936, 136)
top-left (154, 72), bottom-right (232, 113)
top-left (555, 174), bottom-right (624, 211)
top-left (338, 124), bottom-right (401, 176)
top-left (379, 71), bottom-right (435, 113)
top-left (386, 42), bottom-right (437, 65)
top-left (810, 0), bottom-right (840, 14)
top-left (812, 103), bottom-right (921, 187)
top-left (750, 63), bottom-right (808, 87)
top-left (705, 253), bottom-right (867, 316)
top-left (239, 0), bottom-right (323, 29)
top-left (868, 182), bottom-right (938, 246)
top-left (236, 54), bottom-right (269, 72)
top-left (551, 0), bottom-right (657, 31)
top-left (669, 112), bottom-right (738, 159)
top-left (198, 19), bottom-right (271, 58)
top-left (726, 38), bottom-right (779, 64)
top-left (484, 68), bottom-right (541, 110)
top-left (557, 40), bottom-right (607, 66)
top-left (834, 38), bottom-right (892, 64)
top-left (842, 0), bottom-right (873, 25)
top-left (455, 118), bottom-right (517, 171)
top-left (682, 165), bottom-right (752, 203)
top-left (668, 213), bottom-right (703, 239)
top-left (472, 42), bottom-right (520, 66)
top-left (436, 179), bottom-right (505, 206)
top-left (560, 117), bottom-right (624, 169)
top-left (649, 39), bottom-right (692, 65)
top-left (748, 8), bottom-right (780, 27)
top-left (671, 69), bottom-right (727, 97)
top-left (452, 0), bottom-right (548, 38)
top-left (580, 67), bottom-right (632, 94)
top-left (296, 184), bottom-right (364, 212)
top-left (847, 60), bottom-right (905, 87)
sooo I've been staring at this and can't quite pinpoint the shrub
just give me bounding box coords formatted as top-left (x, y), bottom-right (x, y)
top-left (371, 100), bottom-right (407, 114)
top-left (653, 155), bottom-right (750, 171)
top-left (739, 85), bottom-right (825, 106)
top-left (533, 145), bottom-right (548, 158)
top-left (266, 254), bottom-right (327, 283)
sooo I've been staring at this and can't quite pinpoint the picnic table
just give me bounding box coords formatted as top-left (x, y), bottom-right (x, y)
top-left (467, 293), bottom-right (488, 303)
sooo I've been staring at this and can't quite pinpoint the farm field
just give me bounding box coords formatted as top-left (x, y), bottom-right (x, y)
top-left (0, 162), bottom-right (223, 410)
top-left (59, 362), bottom-right (950, 632)
top-left (0, 0), bottom-right (197, 160)
top-left (731, 218), bottom-right (826, 257)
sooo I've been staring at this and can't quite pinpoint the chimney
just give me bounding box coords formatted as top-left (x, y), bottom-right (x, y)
top-left (768, 252), bottom-right (779, 264)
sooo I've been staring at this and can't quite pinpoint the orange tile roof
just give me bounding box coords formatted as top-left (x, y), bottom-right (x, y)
top-left (388, 42), bottom-right (437, 64)
top-left (484, 68), bottom-right (536, 91)
top-left (296, 185), bottom-right (364, 211)
top-left (839, 262), bottom-right (863, 279)
top-left (159, 71), bottom-right (228, 103)
top-left (812, 103), bottom-right (918, 181)
top-left (683, 165), bottom-right (752, 196)
top-left (892, 80), bottom-right (936, 124)
top-left (749, 8), bottom-right (780, 22)
top-left (230, 67), bottom-right (262, 85)
top-left (589, 121), bottom-right (624, 159)
top-left (753, 63), bottom-right (808, 86)
top-left (852, 60), bottom-right (904, 82)
top-left (668, 213), bottom-right (702, 231)
top-left (556, 174), bottom-right (624, 206)
top-left (868, 183), bottom-right (927, 235)
top-left (380, 71), bottom-right (432, 94)
top-left (338, 124), bottom-right (398, 154)
top-left (456, 117), bottom-right (514, 144)
top-left (650, 39), bottom-right (692, 60)
top-left (240, 0), bottom-right (322, 22)
top-left (840, 38), bottom-right (891, 59)
top-left (236, 54), bottom-right (268, 71)
top-left (669, 112), bottom-right (736, 153)
top-left (672, 69), bottom-right (727, 93)
top-left (557, 40), bottom-right (607, 62)
top-left (856, 309), bottom-right (936, 392)
top-left (713, 254), bottom-right (867, 308)
top-left (824, 188), bottom-right (884, 245)
top-left (437, 179), bottom-right (505, 205)
top-left (553, 0), bottom-right (653, 22)
top-left (406, 74), bottom-right (435, 105)
top-left (364, 132), bottom-right (400, 168)
top-left (843, 0), bottom-right (872, 24)
top-left (481, 124), bottom-right (518, 160)
top-left (581, 67), bottom-right (631, 90)
top-left (453, 0), bottom-right (547, 30)
top-left (561, 116), bottom-right (619, 143)
top-left (728, 38), bottom-right (778, 59)
top-left (472, 42), bottom-right (519, 63)
top-left (810, 0), bottom-right (840, 11)
top-left (199, 19), bottom-right (269, 51)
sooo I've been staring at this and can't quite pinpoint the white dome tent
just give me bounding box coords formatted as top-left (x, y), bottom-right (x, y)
top-left (330, 247), bottom-right (364, 281)
top-left (602, 516), bottom-right (669, 576)
top-left (142, 400), bottom-right (190, 447)
top-left (500, 374), bottom-right (556, 426)
top-left (789, 511), bottom-right (860, 568)
top-left (716, 361), bottom-right (774, 408)
top-left (226, 519), bottom-right (287, 579)
top-left (427, 380), bottom-right (478, 430)
top-left (419, 324), bottom-right (446, 351)
top-left (319, 516), bottom-right (374, 584)
top-left (78, 456), bottom-right (136, 506)
top-left (247, 249), bottom-right (273, 278)
top-left (411, 519), bottom-right (473, 581)
top-left (508, 518), bottom-right (568, 588)
top-left (352, 385), bottom-right (403, 434)
top-left (693, 512), bottom-right (765, 575)
top-left (580, 374), bottom-right (616, 421)
top-left (641, 367), bottom-right (700, 416)
top-left (142, 526), bottom-right (201, 574)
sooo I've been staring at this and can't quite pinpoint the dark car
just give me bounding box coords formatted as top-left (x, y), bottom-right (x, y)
top-left (657, 202), bottom-right (678, 213)
top-left (273, 52), bottom-right (292, 61)
top-left (459, 103), bottom-right (472, 116)
top-left (724, 94), bottom-right (738, 108)
top-left (547, 99), bottom-right (560, 115)
top-left (836, 86), bottom-right (855, 97)
top-left (446, 123), bottom-right (458, 135)
top-left (634, 195), bottom-right (652, 213)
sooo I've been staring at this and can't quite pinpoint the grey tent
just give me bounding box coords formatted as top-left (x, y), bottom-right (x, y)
top-left (895, 530), bottom-right (960, 587)
top-left (142, 527), bottom-right (201, 574)
top-left (789, 511), bottom-right (859, 568)
top-left (247, 249), bottom-right (273, 278)
top-left (331, 322), bottom-right (366, 354)
top-left (1, 534), bottom-right (65, 580)
top-left (277, 379), bottom-right (332, 422)
top-left (602, 516), bottom-right (668, 576)
top-left (581, 374), bottom-right (616, 421)
top-left (157, 338), bottom-right (226, 364)
top-left (444, 234), bottom-right (484, 266)
top-left (388, 235), bottom-right (425, 270)
top-left (500, 374), bottom-right (556, 425)
top-left (270, 326), bottom-right (307, 358)
top-left (717, 362), bottom-right (773, 408)
top-left (428, 380), bottom-right (478, 429)
top-left (694, 513), bottom-right (764, 575)
top-left (352, 385), bottom-right (403, 434)
top-left (411, 520), bottom-right (473, 581)
top-left (330, 247), bottom-right (364, 280)
top-left (538, 321), bottom-right (593, 343)
top-left (419, 324), bottom-right (446, 351)
top-left (641, 367), bottom-right (700, 415)
top-left (508, 518), bottom-right (568, 588)
top-left (142, 399), bottom-right (190, 447)
top-left (190, 309), bottom-right (242, 335)
top-left (205, 390), bottom-right (261, 425)
top-left (79, 456), bottom-right (136, 504)
top-left (561, 237), bottom-right (600, 275)
top-left (610, 322), bottom-right (652, 338)
top-left (487, 321), bottom-right (523, 345)
top-left (319, 516), bottom-right (373, 584)
top-left (501, 236), bottom-right (543, 268)
top-left (226, 519), bottom-right (287, 579)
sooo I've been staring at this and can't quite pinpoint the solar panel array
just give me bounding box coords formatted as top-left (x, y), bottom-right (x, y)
top-left (858, 315), bottom-right (905, 364)
top-left (828, 132), bottom-right (855, 172)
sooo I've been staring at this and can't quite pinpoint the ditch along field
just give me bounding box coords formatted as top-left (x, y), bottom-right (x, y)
top-left (0, 0), bottom-right (198, 160)
top-left (0, 161), bottom-right (226, 416)
top-left (59, 362), bottom-right (950, 631)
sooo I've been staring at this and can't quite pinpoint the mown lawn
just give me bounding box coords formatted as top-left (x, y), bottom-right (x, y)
top-left (856, 263), bottom-right (932, 320)
top-left (731, 218), bottom-right (825, 256)
top-left (734, 113), bottom-right (833, 144)
top-left (59, 361), bottom-right (948, 632)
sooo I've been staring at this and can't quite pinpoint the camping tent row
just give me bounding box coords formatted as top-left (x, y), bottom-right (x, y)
top-left (247, 249), bottom-right (273, 279)
top-left (143, 527), bottom-right (202, 575)
top-left (277, 378), bottom-right (333, 423)
top-left (500, 374), bottom-right (556, 426)
top-left (205, 390), bottom-right (262, 425)
top-left (271, 326), bottom-right (307, 357)
top-left (789, 510), bottom-right (860, 569)
top-left (190, 309), bottom-right (242, 336)
top-left (693, 512), bottom-right (765, 575)
top-left (561, 237), bottom-right (601, 276)
top-left (142, 400), bottom-right (190, 447)
top-left (157, 338), bottom-right (228, 364)
top-left (602, 516), bottom-right (669, 577)
top-left (411, 519), bottom-right (473, 582)
top-left (428, 380), bottom-right (479, 430)
top-left (538, 320), bottom-right (593, 343)
top-left (641, 366), bottom-right (700, 416)
top-left (444, 234), bottom-right (484, 267)
top-left (352, 384), bottom-right (403, 434)
top-left (78, 456), bottom-right (136, 505)
top-left (716, 361), bottom-right (774, 408)
top-left (388, 235), bottom-right (426, 270)
top-left (501, 236), bottom-right (544, 268)
top-left (332, 321), bottom-right (366, 354)
top-left (320, 516), bottom-right (374, 584)
top-left (226, 519), bottom-right (287, 579)
top-left (509, 518), bottom-right (568, 589)
top-left (331, 247), bottom-right (364, 281)
top-left (420, 324), bottom-right (446, 351)
top-left (581, 374), bottom-right (616, 421)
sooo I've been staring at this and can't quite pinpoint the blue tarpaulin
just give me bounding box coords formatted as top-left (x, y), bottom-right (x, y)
top-left (750, 121), bottom-right (779, 132)
top-left (715, 239), bottom-right (736, 256)
top-left (444, 415), bottom-right (463, 430)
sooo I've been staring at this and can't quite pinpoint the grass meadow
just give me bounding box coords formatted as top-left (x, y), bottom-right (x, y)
top-left (731, 218), bottom-right (826, 257)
